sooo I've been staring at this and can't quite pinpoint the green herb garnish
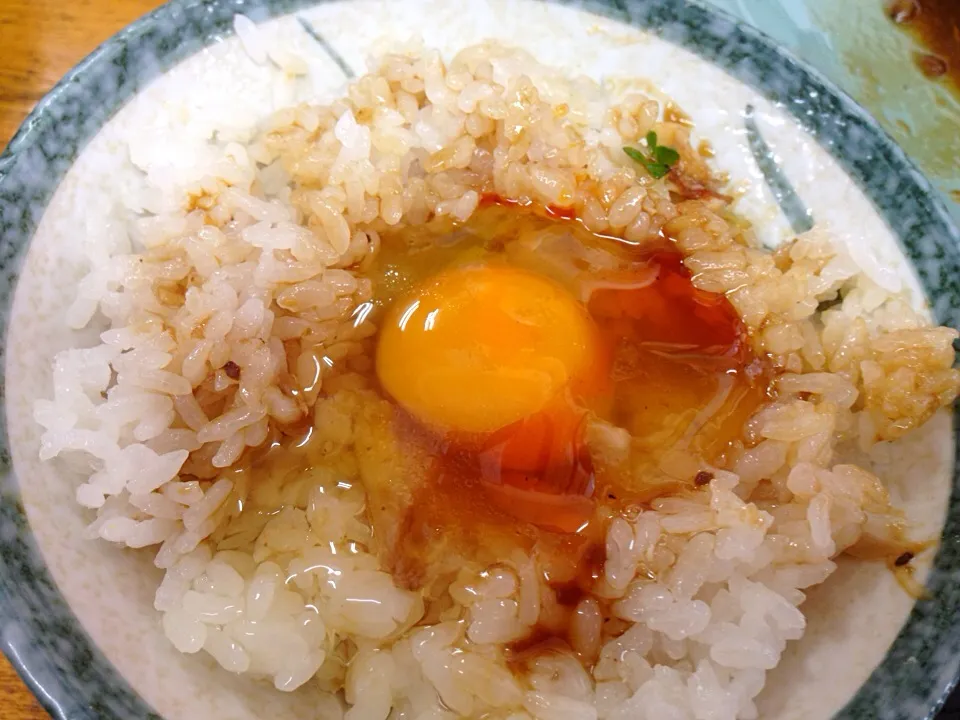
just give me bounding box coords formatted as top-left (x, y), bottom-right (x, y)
top-left (623, 131), bottom-right (679, 179)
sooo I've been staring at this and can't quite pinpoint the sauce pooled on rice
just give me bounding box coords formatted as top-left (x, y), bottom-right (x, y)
top-left (359, 203), bottom-right (769, 622)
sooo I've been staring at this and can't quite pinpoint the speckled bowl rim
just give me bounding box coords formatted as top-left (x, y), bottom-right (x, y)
top-left (1, 1), bottom-right (958, 718)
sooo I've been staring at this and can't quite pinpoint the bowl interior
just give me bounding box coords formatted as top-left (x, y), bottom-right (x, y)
top-left (2, 1), bottom-right (958, 719)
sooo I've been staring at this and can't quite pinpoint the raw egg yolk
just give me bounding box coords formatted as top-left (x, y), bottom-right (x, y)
top-left (376, 264), bottom-right (607, 435)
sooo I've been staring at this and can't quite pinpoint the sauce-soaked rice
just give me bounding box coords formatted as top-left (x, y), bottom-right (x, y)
top-left (221, 199), bottom-right (929, 672)
top-left (220, 203), bottom-right (780, 661)
top-left (362, 205), bottom-right (772, 606)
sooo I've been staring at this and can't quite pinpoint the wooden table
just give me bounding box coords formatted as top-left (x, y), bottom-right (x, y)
top-left (0, 3), bottom-right (164, 715)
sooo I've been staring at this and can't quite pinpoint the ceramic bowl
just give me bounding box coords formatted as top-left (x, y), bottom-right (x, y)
top-left (709, 0), bottom-right (960, 229)
top-left (1, 1), bottom-right (958, 719)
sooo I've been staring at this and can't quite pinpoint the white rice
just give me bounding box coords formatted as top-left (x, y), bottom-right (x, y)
top-left (34, 24), bottom-right (959, 720)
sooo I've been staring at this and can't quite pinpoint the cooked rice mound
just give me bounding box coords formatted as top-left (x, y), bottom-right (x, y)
top-left (36, 41), bottom-right (960, 720)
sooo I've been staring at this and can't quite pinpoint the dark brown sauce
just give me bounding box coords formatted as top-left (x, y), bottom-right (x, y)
top-left (219, 197), bottom-right (927, 664)
top-left (380, 405), bottom-right (606, 590)
top-left (845, 527), bottom-right (935, 599)
top-left (886, 0), bottom-right (960, 92)
top-left (367, 203), bottom-right (771, 643)
top-left (503, 544), bottom-right (613, 664)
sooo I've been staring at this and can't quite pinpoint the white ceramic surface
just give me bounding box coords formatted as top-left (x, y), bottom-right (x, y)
top-left (3, 2), bottom-right (953, 718)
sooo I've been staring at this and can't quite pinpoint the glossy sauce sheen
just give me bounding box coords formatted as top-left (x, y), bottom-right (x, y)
top-left (370, 205), bottom-right (770, 609)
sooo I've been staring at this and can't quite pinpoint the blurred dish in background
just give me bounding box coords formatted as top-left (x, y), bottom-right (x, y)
top-left (707, 0), bottom-right (960, 220)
